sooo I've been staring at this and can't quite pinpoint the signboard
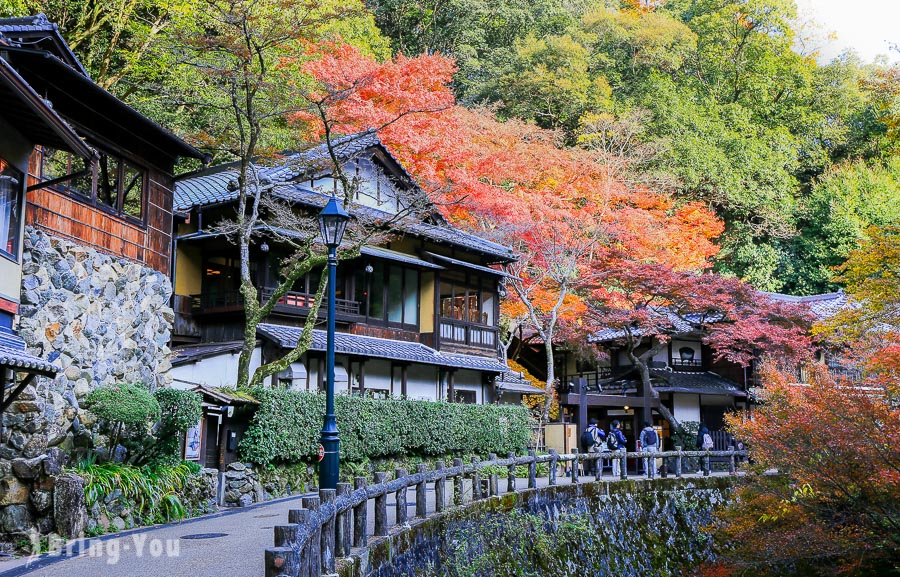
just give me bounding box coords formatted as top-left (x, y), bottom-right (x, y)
top-left (184, 422), bottom-right (202, 461)
top-left (317, 444), bottom-right (325, 462)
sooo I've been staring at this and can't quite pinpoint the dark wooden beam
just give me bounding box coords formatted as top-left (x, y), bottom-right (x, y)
top-left (0, 372), bottom-right (36, 413)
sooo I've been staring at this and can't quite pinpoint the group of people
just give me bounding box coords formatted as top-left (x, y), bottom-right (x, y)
top-left (580, 418), bottom-right (660, 476)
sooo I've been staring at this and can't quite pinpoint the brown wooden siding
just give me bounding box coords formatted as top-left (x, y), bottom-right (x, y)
top-left (25, 150), bottom-right (175, 275)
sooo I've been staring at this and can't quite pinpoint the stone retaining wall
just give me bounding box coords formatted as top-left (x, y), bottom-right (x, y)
top-left (4, 227), bottom-right (174, 460)
top-left (341, 476), bottom-right (736, 577)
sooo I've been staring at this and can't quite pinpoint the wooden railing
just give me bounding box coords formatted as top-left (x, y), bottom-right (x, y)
top-left (264, 447), bottom-right (747, 577)
top-left (190, 287), bottom-right (360, 316)
top-left (438, 318), bottom-right (498, 349)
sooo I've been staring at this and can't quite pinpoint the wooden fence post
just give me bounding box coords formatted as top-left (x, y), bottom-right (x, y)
top-left (374, 472), bottom-right (388, 537)
top-left (471, 457), bottom-right (481, 500)
top-left (549, 449), bottom-right (558, 486)
top-left (452, 458), bottom-right (464, 505)
top-left (572, 448), bottom-right (579, 484)
top-left (488, 454), bottom-right (498, 496)
top-left (528, 450), bottom-right (537, 489)
top-left (288, 509), bottom-right (312, 577)
top-left (320, 489), bottom-right (336, 575)
top-left (619, 451), bottom-right (627, 480)
top-left (416, 464), bottom-right (428, 518)
top-left (729, 446), bottom-right (736, 475)
top-left (434, 461), bottom-right (446, 513)
top-left (353, 478), bottom-right (367, 548)
top-left (271, 525), bottom-right (300, 577)
top-left (395, 469), bottom-right (408, 526)
top-left (595, 453), bottom-right (603, 482)
top-left (675, 446), bottom-right (683, 478)
top-left (336, 483), bottom-right (351, 557)
top-left (301, 496), bottom-right (321, 577)
top-left (704, 450), bottom-right (711, 476)
top-left (507, 452), bottom-right (516, 493)
top-left (266, 547), bottom-right (297, 577)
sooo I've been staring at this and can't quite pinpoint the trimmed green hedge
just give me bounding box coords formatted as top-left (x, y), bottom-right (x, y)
top-left (238, 389), bottom-right (533, 465)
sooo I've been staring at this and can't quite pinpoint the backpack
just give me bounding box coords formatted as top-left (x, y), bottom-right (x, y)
top-left (644, 428), bottom-right (658, 447)
top-left (702, 433), bottom-right (714, 450)
top-left (606, 433), bottom-right (619, 451)
top-left (580, 429), bottom-right (596, 451)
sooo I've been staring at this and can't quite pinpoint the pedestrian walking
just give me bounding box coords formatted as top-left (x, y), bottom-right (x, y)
top-left (639, 420), bottom-right (659, 476)
top-left (608, 420), bottom-right (627, 476)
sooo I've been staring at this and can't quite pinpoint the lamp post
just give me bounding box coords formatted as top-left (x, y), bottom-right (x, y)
top-left (318, 195), bottom-right (350, 490)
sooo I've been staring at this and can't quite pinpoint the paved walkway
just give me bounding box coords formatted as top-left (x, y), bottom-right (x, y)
top-left (0, 470), bottom-right (732, 577)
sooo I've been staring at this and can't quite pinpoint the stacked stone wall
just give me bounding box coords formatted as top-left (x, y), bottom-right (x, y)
top-left (0, 228), bottom-right (175, 541)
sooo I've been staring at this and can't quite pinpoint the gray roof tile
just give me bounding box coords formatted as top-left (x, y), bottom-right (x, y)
top-left (648, 369), bottom-right (744, 396)
top-left (175, 132), bottom-right (515, 261)
top-left (257, 323), bottom-right (508, 372)
top-left (0, 331), bottom-right (58, 376)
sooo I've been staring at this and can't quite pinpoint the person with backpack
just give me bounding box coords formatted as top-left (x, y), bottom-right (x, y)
top-left (696, 422), bottom-right (714, 450)
top-left (580, 418), bottom-right (605, 475)
top-left (608, 420), bottom-right (628, 477)
top-left (639, 420), bottom-right (659, 476)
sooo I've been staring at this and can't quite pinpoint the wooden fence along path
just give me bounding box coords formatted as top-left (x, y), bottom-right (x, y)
top-left (264, 447), bottom-right (747, 577)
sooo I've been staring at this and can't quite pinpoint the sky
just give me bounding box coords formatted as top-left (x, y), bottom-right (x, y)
top-left (797, 0), bottom-right (900, 63)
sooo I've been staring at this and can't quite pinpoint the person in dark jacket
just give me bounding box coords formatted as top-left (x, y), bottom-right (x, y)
top-left (638, 420), bottom-right (659, 475)
top-left (609, 420), bottom-right (627, 476)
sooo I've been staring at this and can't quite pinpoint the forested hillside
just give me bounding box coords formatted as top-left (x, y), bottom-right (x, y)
top-left (3, 0), bottom-right (896, 297)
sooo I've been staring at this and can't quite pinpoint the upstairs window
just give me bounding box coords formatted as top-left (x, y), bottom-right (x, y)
top-left (40, 147), bottom-right (146, 222)
top-left (0, 158), bottom-right (23, 258)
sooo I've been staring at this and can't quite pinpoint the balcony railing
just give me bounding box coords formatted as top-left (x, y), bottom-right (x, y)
top-left (438, 318), bottom-right (497, 350)
top-left (669, 358), bottom-right (705, 372)
top-left (260, 288), bottom-right (360, 316)
top-left (191, 290), bottom-right (244, 312)
top-left (191, 287), bottom-right (360, 316)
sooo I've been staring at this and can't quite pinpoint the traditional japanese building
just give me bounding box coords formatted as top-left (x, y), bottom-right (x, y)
top-left (0, 14), bottom-right (205, 468)
top-left (169, 132), bottom-right (544, 406)
top-left (520, 291), bottom-right (847, 451)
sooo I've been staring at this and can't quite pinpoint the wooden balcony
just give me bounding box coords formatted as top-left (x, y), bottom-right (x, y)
top-left (438, 318), bottom-right (498, 351)
top-left (669, 358), bottom-right (705, 372)
top-left (191, 287), bottom-right (360, 317)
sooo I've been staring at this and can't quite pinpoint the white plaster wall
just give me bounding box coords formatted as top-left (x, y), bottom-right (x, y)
top-left (170, 347), bottom-right (261, 389)
top-left (362, 359), bottom-right (392, 392)
top-left (672, 393), bottom-right (701, 424)
top-left (454, 369), bottom-right (483, 404)
top-left (406, 364), bottom-right (437, 400)
top-left (672, 339), bottom-right (701, 364)
top-left (652, 338), bottom-right (668, 363)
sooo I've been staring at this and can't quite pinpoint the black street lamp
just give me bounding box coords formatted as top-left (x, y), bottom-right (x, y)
top-left (318, 195), bottom-right (350, 490)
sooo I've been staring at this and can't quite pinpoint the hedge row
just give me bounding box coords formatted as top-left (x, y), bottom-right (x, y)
top-left (238, 389), bottom-right (534, 465)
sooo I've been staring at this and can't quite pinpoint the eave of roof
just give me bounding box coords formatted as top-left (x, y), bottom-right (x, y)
top-left (257, 324), bottom-right (509, 373)
top-left (0, 55), bottom-right (94, 159)
top-left (0, 13), bottom-right (89, 77)
top-left (0, 331), bottom-right (58, 376)
top-left (4, 47), bottom-right (206, 163)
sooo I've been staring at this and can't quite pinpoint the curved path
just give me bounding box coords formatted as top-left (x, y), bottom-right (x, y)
top-left (0, 470), bottom-right (731, 577)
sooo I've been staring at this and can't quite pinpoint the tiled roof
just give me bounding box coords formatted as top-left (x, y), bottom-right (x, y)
top-left (172, 341), bottom-right (245, 366)
top-left (176, 149), bottom-right (516, 261)
top-left (648, 369), bottom-right (744, 396)
top-left (175, 131), bottom-right (390, 211)
top-left (764, 291), bottom-right (848, 320)
top-left (257, 324), bottom-right (509, 373)
top-left (496, 371), bottom-right (547, 395)
top-left (0, 14), bottom-right (90, 77)
top-left (0, 14), bottom-right (56, 33)
top-left (589, 309), bottom-right (700, 343)
top-left (0, 331), bottom-right (58, 376)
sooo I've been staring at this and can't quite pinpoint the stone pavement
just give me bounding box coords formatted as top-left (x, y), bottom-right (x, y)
top-left (0, 470), bottom-right (731, 577)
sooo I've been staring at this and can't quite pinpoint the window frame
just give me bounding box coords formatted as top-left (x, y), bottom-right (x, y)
top-left (354, 261), bottom-right (419, 331)
top-left (38, 146), bottom-right (148, 226)
top-left (439, 274), bottom-right (497, 327)
top-left (0, 157), bottom-right (24, 262)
